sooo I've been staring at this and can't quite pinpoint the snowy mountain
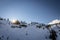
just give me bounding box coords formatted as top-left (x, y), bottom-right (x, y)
top-left (48, 19), bottom-right (60, 25)
top-left (0, 18), bottom-right (60, 40)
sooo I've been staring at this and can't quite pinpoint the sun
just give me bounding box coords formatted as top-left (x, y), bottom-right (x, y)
top-left (11, 19), bottom-right (17, 23)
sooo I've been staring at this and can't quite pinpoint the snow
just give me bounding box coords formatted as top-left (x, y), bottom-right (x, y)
top-left (51, 25), bottom-right (60, 40)
top-left (0, 19), bottom-right (60, 40)
top-left (48, 19), bottom-right (60, 25)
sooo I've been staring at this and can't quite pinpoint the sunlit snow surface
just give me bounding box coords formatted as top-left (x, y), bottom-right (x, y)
top-left (0, 20), bottom-right (60, 40)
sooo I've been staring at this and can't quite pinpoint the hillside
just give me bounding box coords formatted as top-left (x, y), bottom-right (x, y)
top-left (0, 18), bottom-right (60, 40)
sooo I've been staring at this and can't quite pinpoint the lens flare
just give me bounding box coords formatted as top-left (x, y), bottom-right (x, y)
top-left (11, 19), bottom-right (17, 23)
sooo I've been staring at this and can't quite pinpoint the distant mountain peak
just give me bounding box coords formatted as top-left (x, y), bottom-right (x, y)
top-left (48, 19), bottom-right (60, 25)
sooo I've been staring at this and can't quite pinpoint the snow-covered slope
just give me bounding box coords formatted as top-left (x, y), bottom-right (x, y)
top-left (0, 19), bottom-right (60, 40)
top-left (51, 24), bottom-right (60, 40)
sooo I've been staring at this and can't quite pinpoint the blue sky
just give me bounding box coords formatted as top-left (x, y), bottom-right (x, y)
top-left (0, 0), bottom-right (60, 24)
